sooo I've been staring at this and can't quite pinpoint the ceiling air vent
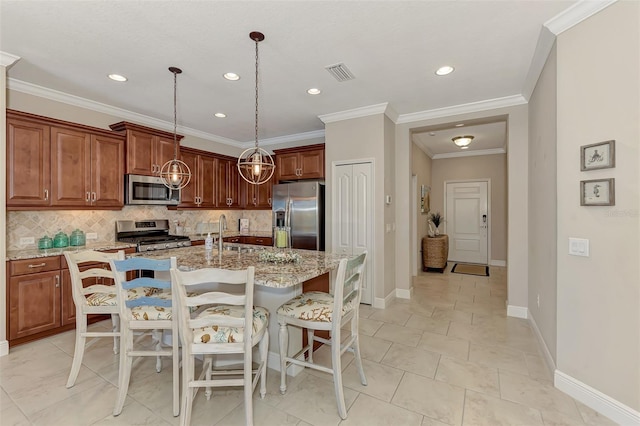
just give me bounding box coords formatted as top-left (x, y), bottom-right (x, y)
top-left (325, 63), bottom-right (355, 82)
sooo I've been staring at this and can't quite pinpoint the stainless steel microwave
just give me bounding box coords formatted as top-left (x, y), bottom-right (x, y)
top-left (125, 174), bottom-right (180, 205)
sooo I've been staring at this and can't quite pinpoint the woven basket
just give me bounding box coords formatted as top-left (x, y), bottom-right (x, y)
top-left (422, 235), bottom-right (448, 270)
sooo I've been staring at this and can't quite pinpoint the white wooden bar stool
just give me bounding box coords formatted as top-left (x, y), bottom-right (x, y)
top-left (277, 252), bottom-right (368, 419)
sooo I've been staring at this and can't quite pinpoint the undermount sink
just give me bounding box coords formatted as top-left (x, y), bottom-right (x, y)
top-left (222, 243), bottom-right (262, 254)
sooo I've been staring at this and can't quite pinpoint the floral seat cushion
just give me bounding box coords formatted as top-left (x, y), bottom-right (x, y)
top-left (192, 305), bottom-right (269, 344)
top-left (85, 287), bottom-right (156, 307)
top-left (276, 291), bottom-right (355, 322)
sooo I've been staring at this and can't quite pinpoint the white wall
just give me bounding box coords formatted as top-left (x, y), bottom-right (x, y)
top-left (324, 114), bottom-right (388, 302)
top-left (528, 42), bottom-right (558, 366)
top-left (383, 115), bottom-right (396, 298)
top-left (556, 1), bottom-right (639, 412)
top-left (430, 154), bottom-right (508, 263)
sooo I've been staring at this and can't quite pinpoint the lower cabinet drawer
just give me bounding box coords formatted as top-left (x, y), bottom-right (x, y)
top-left (10, 256), bottom-right (61, 276)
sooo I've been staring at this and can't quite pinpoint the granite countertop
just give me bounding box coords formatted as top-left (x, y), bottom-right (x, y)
top-left (6, 242), bottom-right (137, 261)
top-left (188, 230), bottom-right (272, 241)
top-left (134, 245), bottom-right (351, 289)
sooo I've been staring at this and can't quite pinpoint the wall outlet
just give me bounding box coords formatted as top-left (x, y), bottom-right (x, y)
top-left (20, 237), bottom-right (35, 245)
top-left (86, 232), bottom-right (98, 240)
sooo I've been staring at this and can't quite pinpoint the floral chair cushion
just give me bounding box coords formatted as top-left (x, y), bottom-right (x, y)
top-left (276, 291), bottom-right (355, 322)
top-left (191, 306), bottom-right (269, 344)
top-left (85, 287), bottom-right (157, 307)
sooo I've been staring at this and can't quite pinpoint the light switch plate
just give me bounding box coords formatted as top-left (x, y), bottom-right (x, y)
top-left (569, 237), bottom-right (589, 257)
top-left (20, 237), bottom-right (35, 245)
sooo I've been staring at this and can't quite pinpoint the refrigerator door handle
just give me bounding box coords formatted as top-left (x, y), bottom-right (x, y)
top-left (285, 199), bottom-right (292, 228)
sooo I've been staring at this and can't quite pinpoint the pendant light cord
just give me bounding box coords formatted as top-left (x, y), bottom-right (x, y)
top-left (254, 36), bottom-right (259, 150)
top-left (173, 69), bottom-right (178, 160)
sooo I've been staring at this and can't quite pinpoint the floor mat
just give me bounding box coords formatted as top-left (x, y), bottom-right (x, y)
top-left (451, 263), bottom-right (489, 277)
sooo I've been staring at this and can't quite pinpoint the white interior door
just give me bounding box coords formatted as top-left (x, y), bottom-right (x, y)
top-left (445, 181), bottom-right (488, 264)
top-left (333, 162), bottom-right (373, 305)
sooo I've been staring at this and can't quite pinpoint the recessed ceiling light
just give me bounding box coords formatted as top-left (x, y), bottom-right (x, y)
top-left (307, 88), bottom-right (321, 95)
top-left (108, 74), bottom-right (127, 82)
top-left (429, 132), bottom-right (436, 136)
top-left (435, 66), bottom-right (454, 76)
top-left (455, 123), bottom-right (465, 127)
top-left (223, 72), bottom-right (240, 81)
top-left (214, 113), bottom-right (226, 118)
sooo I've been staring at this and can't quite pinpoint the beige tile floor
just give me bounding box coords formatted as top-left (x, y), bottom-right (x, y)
top-left (0, 266), bottom-right (618, 425)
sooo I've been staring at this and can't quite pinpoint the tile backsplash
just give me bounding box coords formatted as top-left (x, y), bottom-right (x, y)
top-left (7, 207), bottom-right (272, 251)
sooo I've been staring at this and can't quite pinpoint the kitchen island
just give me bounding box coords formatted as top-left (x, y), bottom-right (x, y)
top-left (137, 245), bottom-right (352, 375)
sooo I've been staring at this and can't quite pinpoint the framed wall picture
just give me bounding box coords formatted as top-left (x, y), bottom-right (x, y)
top-left (581, 140), bottom-right (615, 171)
top-left (580, 178), bottom-right (615, 206)
top-left (420, 185), bottom-right (431, 214)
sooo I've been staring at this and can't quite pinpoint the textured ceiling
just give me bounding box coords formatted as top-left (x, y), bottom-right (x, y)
top-left (1, 1), bottom-right (576, 153)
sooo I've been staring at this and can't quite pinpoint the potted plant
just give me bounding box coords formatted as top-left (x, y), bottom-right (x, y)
top-left (429, 212), bottom-right (443, 236)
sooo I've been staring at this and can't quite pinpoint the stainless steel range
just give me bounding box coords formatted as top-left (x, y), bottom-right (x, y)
top-left (116, 219), bottom-right (191, 252)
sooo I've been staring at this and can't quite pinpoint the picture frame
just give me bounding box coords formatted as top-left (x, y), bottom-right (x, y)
top-left (580, 178), bottom-right (615, 206)
top-left (581, 140), bottom-right (615, 171)
top-left (420, 185), bottom-right (431, 214)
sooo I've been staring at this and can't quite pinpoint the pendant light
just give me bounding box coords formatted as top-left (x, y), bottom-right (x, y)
top-left (159, 66), bottom-right (191, 190)
top-left (238, 31), bottom-right (275, 185)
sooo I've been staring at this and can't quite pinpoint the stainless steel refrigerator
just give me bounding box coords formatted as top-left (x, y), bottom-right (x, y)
top-left (272, 181), bottom-right (325, 251)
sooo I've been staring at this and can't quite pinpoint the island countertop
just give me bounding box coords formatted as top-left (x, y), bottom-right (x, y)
top-left (133, 245), bottom-right (351, 289)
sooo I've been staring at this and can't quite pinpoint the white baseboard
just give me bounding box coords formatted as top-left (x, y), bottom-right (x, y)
top-left (528, 314), bottom-right (556, 377)
top-left (555, 370), bottom-right (640, 425)
top-left (507, 304), bottom-right (528, 319)
top-left (373, 290), bottom-right (396, 309)
top-left (0, 340), bottom-right (8, 357)
top-left (396, 286), bottom-right (413, 300)
top-left (490, 259), bottom-right (506, 267)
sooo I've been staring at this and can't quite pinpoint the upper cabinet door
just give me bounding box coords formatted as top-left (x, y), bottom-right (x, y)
top-left (126, 130), bottom-right (155, 175)
top-left (276, 153), bottom-right (300, 181)
top-left (6, 118), bottom-right (51, 207)
top-left (51, 126), bottom-right (92, 206)
top-left (299, 149), bottom-right (324, 179)
top-left (199, 155), bottom-right (217, 208)
top-left (156, 135), bottom-right (178, 174)
top-left (178, 149), bottom-right (200, 207)
top-left (91, 134), bottom-right (124, 207)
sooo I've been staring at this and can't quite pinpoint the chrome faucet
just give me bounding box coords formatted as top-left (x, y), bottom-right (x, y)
top-left (218, 214), bottom-right (227, 252)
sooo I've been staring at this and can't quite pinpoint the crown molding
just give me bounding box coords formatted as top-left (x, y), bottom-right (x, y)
top-left (253, 129), bottom-right (326, 148)
top-left (318, 102), bottom-right (391, 124)
top-left (0, 52), bottom-right (20, 68)
top-left (397, 95), bottom-right (527, 124)
top-left (7, 78), bottom-right (246, 148)
top-left (521, 26), bottom-right (556, 102)
top-left (432, 147), bottom-right (506, 160)
top-left (544, 0), bottom-right (617, 35)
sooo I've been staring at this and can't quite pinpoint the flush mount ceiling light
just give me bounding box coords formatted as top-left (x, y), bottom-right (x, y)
top-left (237, 31), bottom-right (275, 186)
top-left (435, 65), bottom-right (454, 76)
top-left (307, 88), bottom-right (321, 95)
top-left (108, 74), bottom-right (127, 82)
top-left (159, 67), bottom-right (191, 190)
top-left (214, 112), bottom-right (226, 118)
top-left (455, 123), bottom-right (465, 127)
top-left (452, 135), bottom-right (474, 147)
top-left (223, 72), bottom-right (240, 81)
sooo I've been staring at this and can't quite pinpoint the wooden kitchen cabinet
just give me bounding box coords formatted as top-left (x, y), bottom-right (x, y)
top-left (242, 174), bottom-right (273, 209)
top-left (6, 110), bottom-right (125, 210)
top-left (215, 156), bottom-right (242, 208)
top-left (274, 144), bottom-right (324, 182)
top-left (6, 116), bottom-right (51, 207)
top-left (7, 247), bottom-right (135, 347)
top-left (8, 256), bottom-right (62, 341)
top-left (109, 121), bottom-right (183, 176)
top-left (179, 147), bottom-right (217, 208)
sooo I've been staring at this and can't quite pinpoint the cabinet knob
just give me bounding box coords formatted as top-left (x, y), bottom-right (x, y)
top-left (55, 275), bottom-right (60, 288)
top-left (91, 192), bottom-right (97, 202)
top-left (268, 197), bottom-right (271, 206)
top-left (44, 189), bottom-right (49, 201)
top-left (86, 192), bottom-right (91, 202)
